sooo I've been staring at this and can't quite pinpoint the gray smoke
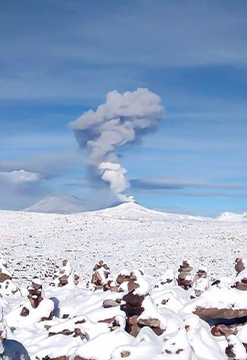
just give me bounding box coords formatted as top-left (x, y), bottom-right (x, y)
top-left (69, 88), bottom-right (164, 202)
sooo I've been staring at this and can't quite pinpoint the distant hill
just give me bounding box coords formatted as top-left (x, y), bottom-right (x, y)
top-left (23, 195), bottom-right (89, 214)
top-left (217, 211), bottom-right (247, 222)
top-left (84, 200), bottom-right (208, 221)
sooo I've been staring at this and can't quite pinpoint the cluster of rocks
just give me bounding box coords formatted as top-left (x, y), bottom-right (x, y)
top-left (92, 266), bottom-right (165, 338)
top-left (20, 277), bottom-right (54, 321)
top-left (177, 260), bottom-right (193, 290)
top-left (91, 260), bottom-right (110, 290)
top-left (50, 260), bottom-right (79, 287)
top-left (97, 261), bottom-right (212, 338)
top-left (20, 278), bottom-right (44, 316)
top-left (119, 270), bottom-right (166, 337)
top-left (120, 271), bottom-right (146, 336)
top-left (3, 255), bottom-right (247, 360)
top-left (47, 326), bottom-right (85, 341)
top-left (186, 257), bottom-right (247, 359)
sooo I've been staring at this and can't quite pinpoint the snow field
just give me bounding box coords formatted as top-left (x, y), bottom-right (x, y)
top-left (0, 206), bottom-right (247, 359)
top-left (0, 209), bottom-right (246, 286)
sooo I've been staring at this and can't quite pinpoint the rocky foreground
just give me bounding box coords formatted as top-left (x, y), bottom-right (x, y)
top-left (1, 255), bottom-right (247, 359)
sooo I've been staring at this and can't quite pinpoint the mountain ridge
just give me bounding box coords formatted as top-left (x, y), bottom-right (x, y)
top-left (23, 195), bottom-right (247, 222)
top-left (217, 211), bottom-right (247, 222)
top-left (84, 200), bottom-right (209, 221)
top-left (24, 195), bottom-right (209, 221)
top-left (23, 195), bottom-right (89, 214)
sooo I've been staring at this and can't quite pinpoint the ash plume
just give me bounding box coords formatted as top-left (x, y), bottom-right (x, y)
top-left (69, 88), bottom-right (164, 202)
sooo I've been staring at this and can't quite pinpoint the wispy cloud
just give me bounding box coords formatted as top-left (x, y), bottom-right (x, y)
top-left (1, 2), bottom-right (247, 100)
top-left (0, 169), bottom-right (41, 184)
top-left (0, 150), bottom-right (83, 179)
top-left (0, 170), bottom-right (48, 210)
top-left (131, 177), bottom-right (247, 191)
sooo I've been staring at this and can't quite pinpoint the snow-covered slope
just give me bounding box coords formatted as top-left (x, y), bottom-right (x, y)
top-left (86, 200), bottom-right (209, 221)
top-left (217, 211), bottom-right (247, 222)
top-left (24, 195), bottom-right (88, 214)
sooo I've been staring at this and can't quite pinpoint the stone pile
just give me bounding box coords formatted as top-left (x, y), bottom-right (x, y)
top-left (235, 257), bottom-right (246, 275)
top-left (120, 271), bottom-right (146, 336)
top-left (28, 278), bottom-right (43, 308)
top-left (91, 260), bottom-right (110, 289)
top-left (50, 260), bottom-right (79, 287)
top-left (116, 271), bottom-right (131, 286)
top-left (20, 278), bottom-right (53, 321)
top-left (211, 324), bottom-right (247, 359)
top-left (235, 257), bottom-right (247, 291)
top-left (191, 266), bottom-right (209, 298)
top-left (120, 270), bottom-right (165, 337)
top-left (20, 278), bottom-right (44, 316)
top-left (180, 259), bottom-right (247, 357)
top-left (177, 260), bottom-right (193, 290)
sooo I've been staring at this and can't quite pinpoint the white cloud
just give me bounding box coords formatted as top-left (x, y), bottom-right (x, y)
top-left (0, 170), bottom-right (48, 210)
top-left (0, 170), bottom-right (40, 184)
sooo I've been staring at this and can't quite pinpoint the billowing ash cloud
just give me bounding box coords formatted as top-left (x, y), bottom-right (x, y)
top-left (69, 88), bottom-right (164, 201)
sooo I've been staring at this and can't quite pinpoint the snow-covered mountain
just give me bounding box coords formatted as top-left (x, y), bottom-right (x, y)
top-left (23, 195), bottom-right (88, 214)
top-left (85, 200), bottom-right (209, 221)
top-left (23, 195), bottom-right (246, 222)
top-left (23, 195), bottom-right (209, 220)
top-left (217, 211), bottom-right (247, 222)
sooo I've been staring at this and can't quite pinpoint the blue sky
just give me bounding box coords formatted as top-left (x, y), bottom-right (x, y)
top-left (0, 0), bottom-right (247, 216)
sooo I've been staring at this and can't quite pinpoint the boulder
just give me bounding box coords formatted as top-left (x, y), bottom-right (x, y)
top-left (194, 306), bottom-right (247, 322)
top-left (235, 258), bottom-right (246, 275)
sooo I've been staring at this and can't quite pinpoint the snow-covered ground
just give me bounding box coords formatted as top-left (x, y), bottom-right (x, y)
top-left (0, 202), bottom-right (247, 285)
top-left (1, 202), bottom-right (247, 359)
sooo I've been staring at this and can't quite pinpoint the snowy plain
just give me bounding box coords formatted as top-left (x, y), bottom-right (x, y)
top-left (1, 202), bottom-right (247, 285)
top-left (1, 201), bottom-right (247, 359)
